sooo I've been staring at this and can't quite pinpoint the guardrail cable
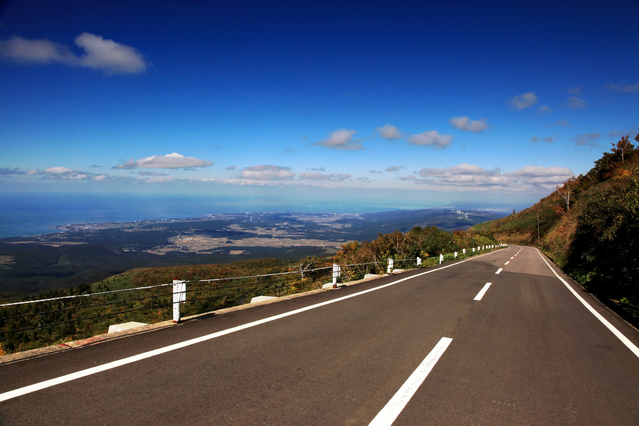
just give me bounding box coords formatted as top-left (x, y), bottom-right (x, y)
top-left (0, 247), bottom-right (503, 337)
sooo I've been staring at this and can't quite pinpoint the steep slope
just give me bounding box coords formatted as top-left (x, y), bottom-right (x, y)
top-left (473, 134), bottom-right (639, 311)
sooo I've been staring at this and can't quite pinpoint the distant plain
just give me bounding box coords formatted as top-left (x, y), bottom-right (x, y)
top-left (0, 208), bottom-right (507, 297)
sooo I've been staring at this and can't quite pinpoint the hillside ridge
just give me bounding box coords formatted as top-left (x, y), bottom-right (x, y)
top-left (473, 134), bottom-right (639, 316)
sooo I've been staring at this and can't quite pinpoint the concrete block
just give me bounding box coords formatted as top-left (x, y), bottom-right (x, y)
top-left (250, 296), bottom-right (277, 303)
top-left (108, 322), bottom-right (148, 334)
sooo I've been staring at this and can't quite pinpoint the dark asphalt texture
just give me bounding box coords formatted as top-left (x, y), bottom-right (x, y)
top-left (1, 246), bottom-right (638, 425)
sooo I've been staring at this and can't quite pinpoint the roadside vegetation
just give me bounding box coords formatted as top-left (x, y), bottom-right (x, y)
top-left (0, 226), bottom-right (499, 354)
top-left (473, 134), bottom-right (639, 317)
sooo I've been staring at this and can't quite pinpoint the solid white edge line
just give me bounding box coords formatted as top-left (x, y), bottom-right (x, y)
top-left (474, 283), bottom-right (492, 301)
top-left (536, 249), bottom-right (639, 359)
top-left (0, 251), bottom-right (501, 403)
top-left (369, 337), bottom-right (453, 426)
top-left (495, 268), bottom-right (503, 274)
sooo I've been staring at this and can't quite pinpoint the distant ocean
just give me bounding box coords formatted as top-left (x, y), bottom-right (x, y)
top-left (0, 192), bottom-right (441, 239)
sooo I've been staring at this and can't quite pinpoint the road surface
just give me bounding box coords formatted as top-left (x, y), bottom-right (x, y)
top-left (1, 245), bottom-right (638, 425)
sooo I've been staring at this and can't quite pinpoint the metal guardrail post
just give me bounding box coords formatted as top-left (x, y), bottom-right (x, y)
top-left (439, 254), bottom-right (444, 264)
top-left (387, 258), bottom-right (394, 274)
top-left (173, 280), bottom-right (186, 323)
top-left (417, 257), bottom-right (421, 266)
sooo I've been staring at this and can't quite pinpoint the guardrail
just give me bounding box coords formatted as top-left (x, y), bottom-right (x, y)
top-left (0, 244), bottom-right (505, 353)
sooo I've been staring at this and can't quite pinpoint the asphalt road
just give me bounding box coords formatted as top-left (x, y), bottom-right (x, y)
top-left (1, 246), bottom-right (638, 425)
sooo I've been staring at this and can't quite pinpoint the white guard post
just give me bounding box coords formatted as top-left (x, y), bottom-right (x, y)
top-left (387, 258), bottom-right (394, 275)
top-left (332, 264), bottom-right (341, 288)
top-left (439, 254), bottom-right (444, 264)
top-left (473, 247), bottom-right (475, 252)
top-left (454, 251), bottom-right (458, 258)
top-left (173, 280), bottom-right (186, 323)
top-left (416, 257), bottom-right (422, 266)
top-left (463, 249), bottom-right (466, 254)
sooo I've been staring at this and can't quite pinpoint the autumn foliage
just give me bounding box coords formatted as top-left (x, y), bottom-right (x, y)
top-left (473, 134), bottom-right (639, 310)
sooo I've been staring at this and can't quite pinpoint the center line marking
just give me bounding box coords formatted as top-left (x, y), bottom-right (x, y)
top-left (474, 283), bottom-right (492, 301)
top-left (504, 261), bottom-right (510, 265)
top-left (369, 337), bottom-right (452, 426)
top-left (495, 268), bottom-right (503, 274)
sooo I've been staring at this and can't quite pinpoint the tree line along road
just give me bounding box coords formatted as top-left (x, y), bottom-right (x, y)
top-left (1, 245), bottom-right (638, 425)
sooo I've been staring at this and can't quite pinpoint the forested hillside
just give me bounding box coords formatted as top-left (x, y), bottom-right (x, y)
top-left (473, 134), bottom-right (639, 314)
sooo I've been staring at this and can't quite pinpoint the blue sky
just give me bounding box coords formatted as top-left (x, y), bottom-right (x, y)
top-left (1, 0), bottom-right (638, 211)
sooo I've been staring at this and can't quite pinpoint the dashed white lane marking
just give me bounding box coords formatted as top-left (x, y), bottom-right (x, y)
top-left (474, 283), bottom-right (492, 301)
top-left (369, 337), bottom-right (453, 426)
top-left (504, 261), bottom-right (510, 265)
top-left (536, 249), bottom-right (639, 359)
top-left (510, 257), bottom-right (514, 260)
top-left (0, 251), bottom-right (500, 403)
top-left (495, 268), bottom-right (503, 274)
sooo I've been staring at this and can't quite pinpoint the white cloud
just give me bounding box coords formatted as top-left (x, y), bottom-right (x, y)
top-left (239, 165), bottom-right (294, 181)
top-left (0, 36), bottom-right (75, 64)
top-left (530, 135), bottom-right (559, 143)
top-left (407, 131), bottom-right (453, 148)
top-left (385, 166), bottom-right (404, 172)
top-left (607, 128), bottom-right (638, 139)
top-left (376, 124), bottom-right (402, 140)
top-left (567, 87), bottom-right (582, 95)
top-left (553, 119), bottom-right (571, 127)
top-left (509, 92), bottom-right (538, 110)
top-left (405, 163), bottom-right (572, 191)
top-left (226, 166), bottom-right (236, 170)
top-left (0, 165), bottom-right (204, 184)
top-left (0, 167), bottom-right (28, 177)
top-left (0, 33), bottom-right (148, 74)
top-left (74, 33), bottom-right (147, 74)
top-left (313, 129), bottom-right (361, 150)
top-left (510, 166), bottom-right (572, 177)
top-left (298, 172), bottom-right (351, 182)
top-left (449, 116), bottom-right (489, 133)
top-left (113, 153), bottom-right (213, 169)
top-left (607, 82), bottom-right (639, 93)
top-left (145, 176), bottom-right (177, 183)
top-left (570, 133), bottom-right (601, 147)
top-left (43, 166), bottom-right (74, 174)
top-left (138, 171), bottom-right (168, 176)
top-left (40, 167), bottom-right (109, 181)
top-left (567, 96), bottom-right (586, 109)
top-left (538, 105), bottom-right (553, 113)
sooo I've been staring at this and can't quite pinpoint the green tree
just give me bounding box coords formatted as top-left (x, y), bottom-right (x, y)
top-left (568, 172), bottom-right (639, 301)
